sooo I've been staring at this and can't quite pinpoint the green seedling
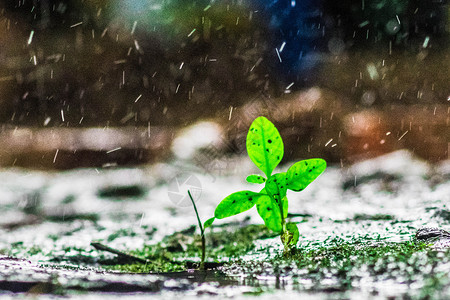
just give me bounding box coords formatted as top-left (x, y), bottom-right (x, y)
top-left (204, 116), bottom-right (326, 255)
top-left (187, 190), bottom-right (206, 270)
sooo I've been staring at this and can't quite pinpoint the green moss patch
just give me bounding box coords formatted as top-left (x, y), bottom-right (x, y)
top-left (105, 224), bottom-right (277, 273)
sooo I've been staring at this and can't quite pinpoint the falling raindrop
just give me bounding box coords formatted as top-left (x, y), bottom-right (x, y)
top-left (385, 19), bottom-right (401, 35)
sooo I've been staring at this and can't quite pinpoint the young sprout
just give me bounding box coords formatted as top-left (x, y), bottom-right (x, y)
top-left (188, 190), bottom-right (206, 270)
top-left (204, 116), bottom-right (326, 255)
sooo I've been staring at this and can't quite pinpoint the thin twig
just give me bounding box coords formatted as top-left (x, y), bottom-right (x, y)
top-left (91, 242), bottom-right (148, 264)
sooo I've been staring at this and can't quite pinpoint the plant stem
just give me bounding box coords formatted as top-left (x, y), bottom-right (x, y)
top-left (187, 190), bottom-right (205, 270)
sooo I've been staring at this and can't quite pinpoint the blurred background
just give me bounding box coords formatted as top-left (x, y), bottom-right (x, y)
top-left (0, 0), bottom-right (448, 169)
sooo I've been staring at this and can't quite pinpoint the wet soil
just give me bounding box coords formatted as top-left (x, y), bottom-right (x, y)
top-left (0, 150), bottom-right (449, 298)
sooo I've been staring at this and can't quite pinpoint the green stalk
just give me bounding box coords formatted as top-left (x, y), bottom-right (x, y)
top-left (187, 190), bottom-right (205, 270)
top-left (268, 192), bottom-right (288, 254)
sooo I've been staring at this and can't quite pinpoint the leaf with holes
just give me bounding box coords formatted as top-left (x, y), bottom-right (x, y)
top-left (246, 116), bottom-right (284, 177)
top-left (265, 172), bottom-right (288, 208)
top-left (286, 159), bottom-right (327, 192)
top-left (256, 190), bottom-right (282, 233)
top-left (246, 174), bottom-right (266, 184)
top-left (204, 116), bottom-right (327, 255)
top-left (214, 191), bottom-right (264, 219)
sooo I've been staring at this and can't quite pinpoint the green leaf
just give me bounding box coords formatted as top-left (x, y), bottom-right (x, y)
top-left (204, 217), bottom-right (215, 229)
top-left (286, 159), bottom-right (327, 192)
top-left (282, 223), bottom-right (299, 246)
top-left (246, 174), bottom-right (266, 184)
top-left (246, 116), bottom-right (284, 177)
top-left (265, 172), bottom-right (288, 207)
top-left (256, 194), bottom-right (282, 232)
top-left (214, 191), bottom-right (263, 219)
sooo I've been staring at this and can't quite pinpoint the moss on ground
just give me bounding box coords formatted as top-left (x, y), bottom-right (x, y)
top-left (103, 225), bottom-right (450, 298)
top-left (219, 237), bottom-right (438, 296)
top-left (3, 222), bottom-right (445, 297)
top-left (106, 224), bottom-right (278, 273)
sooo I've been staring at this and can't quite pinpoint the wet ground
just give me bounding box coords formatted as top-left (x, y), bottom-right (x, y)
top-left (0, 150), bottom-right (450, 298)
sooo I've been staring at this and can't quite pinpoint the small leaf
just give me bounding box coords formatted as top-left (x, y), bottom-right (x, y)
top-left (204, 217), bottom-right (215, 229)
top-left (281, 223), bottom-right (300, 247)
top-left (246, 116), bottom-right (284, 177)
top-left (214, 191), bottom-right (263, 219)
top-left (286, 222), bottom-right (299, 245)
top-left (246, 174), bottom-right (266, 184)
top-left (265, 172), bottom-right (288, 207)
top-left (286, 159), bottom-right (327, 192)
top-left (256, 194), bottom-right (282, 232)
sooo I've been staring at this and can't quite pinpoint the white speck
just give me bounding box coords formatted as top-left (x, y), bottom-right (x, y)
top-left (285, 82), bottom-right (294, 90)
top-left (135, 94), bottom-right (142, 103)
top-left (101, 28), bottom-right (108, 38)
top-left (106, 147), bottom-right (121, 154)
top-left (386, 132), bottom-right (391, 135)
top-left (367, 63), bottom-right (379, 80)
top-left (229, 106), bottom-right (233, 120)
top-left (79, 116), bottom-right (84, 124)
top-left (203, 5), bottom-right (211, 11)
top-left (423, 36), bottom-right (430, 48)
top-left (279, 41), bottom-right (286, 52)
top-left (188, 29), bottom-right (196, 37)
top-left (331, 144), bottom-right (337, 147)
top-left (70, 22), bottom-right (83, 28)
top-left (27, 30), bottom-right (34, 45)
top-left (131, 21), bottom-right (137, 34)
top-left (43, 117), bottom-right (51, 126)
top-left (398, 131), bottom-right (408, 141)
top-left (209, 58), bottom-right (217, 62)
top-left (53, 149), bottom-right (59, 163)
top-left (134, 40), bottom-right (140, 51)
top-left (325, 139), bottom-right (333, 147)
top-left (291, 0), bottom-right (296, 7)
top-left (250, 57), bottom-right (263, 72)
top-left (139, 213), bottom-right (145, 227)
top-left (358, 21), bottom-right (369, 28)
top-left (179, 62), bottom-right (184, 69)
top-left (60, 109), bottom-right (65, 122)
top-left (275, 48), bottom-right (282, 62)
top-left (396, 15), bottom-right (401, 24)
top-left (33, 55), bottom-right (37, 65)
top-left (175, 84), bottom-right (180, 94)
